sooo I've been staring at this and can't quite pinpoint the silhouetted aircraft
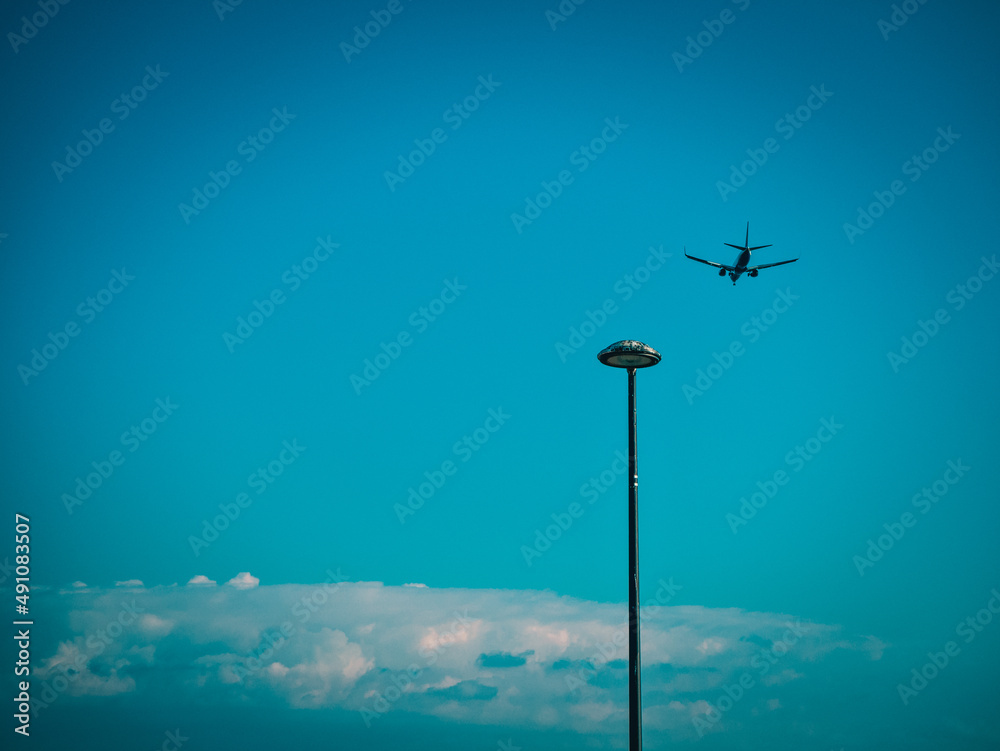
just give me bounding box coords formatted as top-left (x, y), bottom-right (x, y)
top-left (685, 223), bottom-right (797, 285)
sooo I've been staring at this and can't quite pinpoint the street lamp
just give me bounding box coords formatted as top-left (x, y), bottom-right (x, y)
top-left (597, 340), bottom-right (661, 751)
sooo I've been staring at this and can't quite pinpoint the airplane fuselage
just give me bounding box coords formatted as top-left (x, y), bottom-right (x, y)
top-left (728, 250), bottom-right (751, 282)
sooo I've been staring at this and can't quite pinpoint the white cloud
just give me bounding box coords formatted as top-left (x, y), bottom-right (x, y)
top-left (696, 637), bottom-right (726, 655)
top-left (31, 581), bottom-right (879, 741)
top-left (139, 614), bottom-right (174, 636)
top-left (115, 579), bottom-right (144, 588)
top-left (36, 641), bottom-right (135, 699)
top-left (187, 575), bottom-right (217, 587)
top-left (225, 572), bottom-right (260, 589)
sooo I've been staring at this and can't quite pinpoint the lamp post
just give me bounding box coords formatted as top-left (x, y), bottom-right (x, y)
top-left (597, 340), bottom-right (661, 751)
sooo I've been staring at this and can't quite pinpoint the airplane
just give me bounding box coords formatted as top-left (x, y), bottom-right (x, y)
top-left (685, 223), bottom-right (798, 285)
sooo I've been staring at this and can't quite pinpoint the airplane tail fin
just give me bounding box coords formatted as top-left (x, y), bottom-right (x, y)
top-left (725, 223), bottom-right (770, 251)
top-left (745, 223), bottom-right (770, 251)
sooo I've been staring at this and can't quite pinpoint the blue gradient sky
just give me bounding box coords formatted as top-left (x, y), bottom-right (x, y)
top-left (2, 0), bottom-right (999, 748)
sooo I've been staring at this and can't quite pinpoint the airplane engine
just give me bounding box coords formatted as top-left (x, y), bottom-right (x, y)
top-left (718, 268), bottom-right (727, 276)
top-left (749, 269), bottom-right (759, 277)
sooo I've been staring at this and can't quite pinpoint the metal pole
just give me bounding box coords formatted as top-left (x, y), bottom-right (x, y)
top-left (628, 367), bottom-right (642, 750)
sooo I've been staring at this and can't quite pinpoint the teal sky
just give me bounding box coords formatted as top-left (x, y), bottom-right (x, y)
top-left (2, 0), bottom-right (999, 748)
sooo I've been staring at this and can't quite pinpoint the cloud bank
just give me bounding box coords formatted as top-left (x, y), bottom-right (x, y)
top-left (31, 575), bottom-right (880, 742)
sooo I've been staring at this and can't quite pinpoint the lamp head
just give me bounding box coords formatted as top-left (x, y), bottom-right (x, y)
top-left (597, 340), bottom-right (661, 369)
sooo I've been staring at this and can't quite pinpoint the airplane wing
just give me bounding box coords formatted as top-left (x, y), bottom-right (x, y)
top-left (685, 252), bottom-right (733, 271)
top-left (747, 258), bottom-right (798, 271)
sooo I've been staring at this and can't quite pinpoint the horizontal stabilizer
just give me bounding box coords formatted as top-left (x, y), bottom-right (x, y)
top-left (724, 243), bottom-right (772, 251)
